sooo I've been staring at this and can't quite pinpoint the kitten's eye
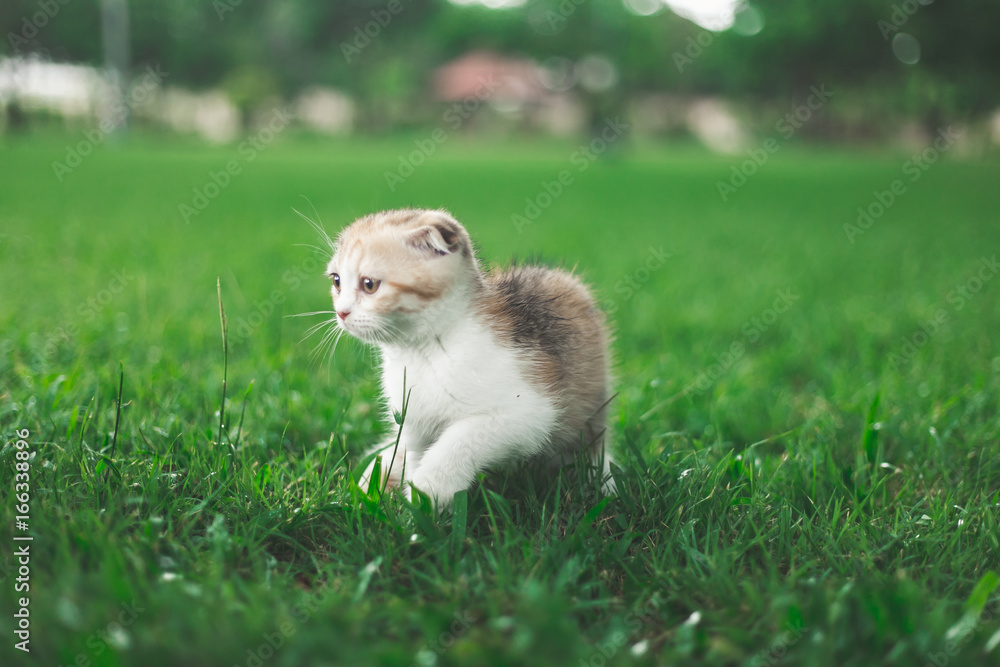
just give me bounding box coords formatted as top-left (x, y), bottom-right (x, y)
top-left (361, 277), bottom-right (381, 294)
top-left (331, 273), bottom-right (341, 291)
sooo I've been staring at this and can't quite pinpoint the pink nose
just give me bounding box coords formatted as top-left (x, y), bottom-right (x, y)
top-left (337, 310), bottom-right (350, 320)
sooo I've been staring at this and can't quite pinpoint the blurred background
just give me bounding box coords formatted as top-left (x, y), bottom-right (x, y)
top-left (2, 0), bottom-right (999, 151)
top-left (2, 6), bottom-right (1000, 664)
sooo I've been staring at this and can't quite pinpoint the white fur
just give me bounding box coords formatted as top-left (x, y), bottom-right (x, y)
top-left (363, 311), bottom-right (559, 506)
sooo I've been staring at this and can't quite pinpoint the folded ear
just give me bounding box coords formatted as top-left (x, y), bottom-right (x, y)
top-left (407, 218), bottom-right (463, 256)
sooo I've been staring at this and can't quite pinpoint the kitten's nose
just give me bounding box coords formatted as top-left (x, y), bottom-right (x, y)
top-left (337, 309), bottom-right (351, 321)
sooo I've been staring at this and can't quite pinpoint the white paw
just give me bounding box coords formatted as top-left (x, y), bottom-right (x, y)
top-left (408, 470), bottom-right (463, 510)
top-left (359, 453), bottom-right (403, 494)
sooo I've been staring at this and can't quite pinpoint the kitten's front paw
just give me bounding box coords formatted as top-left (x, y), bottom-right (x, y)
top-left (359, 455), bottom-right (402, 494)
top-left (408, 470), bottom-right (464, 510)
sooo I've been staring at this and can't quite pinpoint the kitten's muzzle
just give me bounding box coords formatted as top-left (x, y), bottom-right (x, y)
top-left (337, 309), bottom-right (351, 321)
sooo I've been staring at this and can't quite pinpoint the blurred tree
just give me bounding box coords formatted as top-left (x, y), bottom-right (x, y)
top-left (1, 0), bottom-right (997, 131)
top-left (222, 65), bottom-right (281, 124)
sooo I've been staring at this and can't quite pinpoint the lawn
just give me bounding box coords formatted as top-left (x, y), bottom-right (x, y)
top-left (1, 129), bottom-right (999, 666)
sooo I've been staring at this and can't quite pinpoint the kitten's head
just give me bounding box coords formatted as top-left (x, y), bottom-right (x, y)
top-left (326, 209), bottom-right (478, 346)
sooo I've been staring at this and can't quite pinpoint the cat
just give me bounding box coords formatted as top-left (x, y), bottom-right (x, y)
top-left (325, 208), bottom-right (615, 507)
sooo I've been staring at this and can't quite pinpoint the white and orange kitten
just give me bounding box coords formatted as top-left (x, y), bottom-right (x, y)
top-left (326, 208), bottom-right (614, 507)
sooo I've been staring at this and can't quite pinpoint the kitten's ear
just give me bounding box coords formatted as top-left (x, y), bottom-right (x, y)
top-left (407, 220), bottom-right (462, 256)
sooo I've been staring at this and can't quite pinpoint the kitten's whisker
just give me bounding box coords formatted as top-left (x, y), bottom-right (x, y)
top-left (308, 319), bottom-right (335, 349)
top-left (372, 320), bottom-right (404, 343)
top-left (312, 323), bottom-right (339, 357)
top-left (293, 199), bottom-right (335, 252)
top-left (320, 329), bottom-right (345, 374)
top-left (292, 243), bottom-right (333, 259)
top-left (370, 326), bottom-right (392, 341)
top-left (300, 315), bottom-right (336, 336)
top-left (288, 310), bottom-right (336, 319)
top-left (310, 338), bottom-right (336, 368)
top-left (328, 328), bottom-right (345, 356)
top-left (303, 196), bottom-right (329, 247)
top-left (306, 329), bottom-right (338, 378)
top-left (330, 329), bottom-right (345, 360)
top-left (301, 319), bottom-right (336, 342)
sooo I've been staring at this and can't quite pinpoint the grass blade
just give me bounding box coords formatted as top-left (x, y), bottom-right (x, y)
top-left (452, 489), bottom-right (468, 551)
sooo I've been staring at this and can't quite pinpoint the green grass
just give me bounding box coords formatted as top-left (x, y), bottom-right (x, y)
top-left (1, 130), bottom-right (999, 666)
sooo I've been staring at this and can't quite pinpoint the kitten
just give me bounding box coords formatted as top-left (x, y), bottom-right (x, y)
top-left (326, 208), bottom-right (614, 507)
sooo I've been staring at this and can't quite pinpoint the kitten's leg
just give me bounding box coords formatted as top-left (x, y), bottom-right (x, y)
top-left (586, 412), bottom-right (617, 496)
top-left (359, 436), bottom-right (419, 493)
top-left (595, 445), bottom-right (617, 496)
top-left (544, 405), bottom-right (616, 496)
top-left (409, 413), bottom-right (554, 508)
